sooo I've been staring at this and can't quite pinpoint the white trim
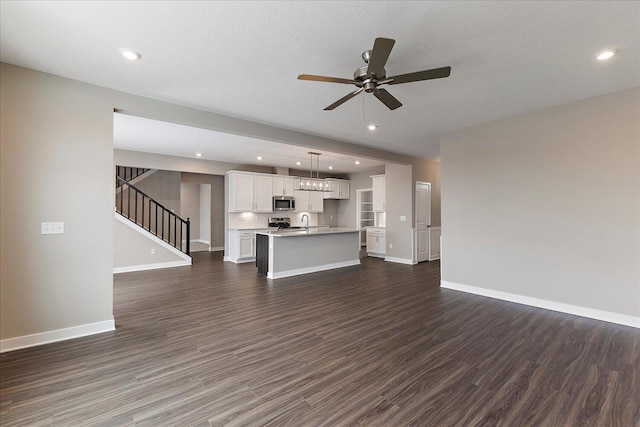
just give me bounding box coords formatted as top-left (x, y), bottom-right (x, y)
top-left (440, 281), bottom-right (640, 329)
top-left (191, 239), bottom-right (210, 245)
top-left (114, 260), bottom-right (191, 274)
top-left (0, 319), bottom-right (115, 353)
top-left (267, 259), bottom-right (361, 279)
top-left (209, 246), bottom-right (224, 252)
top-left (384, 256), bottom-right (417, 265)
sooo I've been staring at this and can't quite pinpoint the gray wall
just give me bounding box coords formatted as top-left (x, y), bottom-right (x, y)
top-left (412, 159), bottom-right (441, 227)
top-left (134, 169), bottom-right (181, 215)
top-left (113, 216), bottom-right (185, 268)
top-left (440, 87), bottom-right (640, 318)
top-left (385, 163), bottom-right (414, 261)
top-left (180, 182), bottom-right (201, 239)
top-left (1, 63), bottom-right (114, 339)
top-left (181, 173), bottom-right (225, 249)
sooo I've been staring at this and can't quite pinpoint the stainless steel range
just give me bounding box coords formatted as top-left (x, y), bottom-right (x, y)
top-left (268, 217), bottom-right (303, 230)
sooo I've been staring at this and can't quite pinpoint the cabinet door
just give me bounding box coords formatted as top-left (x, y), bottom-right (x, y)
top-left (282, 177), bottom-right (295, 196)
top-left (339, 181), bottom-right (350, 199)
top-left (309, 191), bottom-right (324, 212)
top-left (372, 175), bottom-right (386, 212)
top-left (378, 234), bottom-right (386, 255)
top-left (294, 190), bottom-right (309, 211)
top-left (273, 176), bottom-right (294, 197)
top-left (230, 174), bottom-right (254, 212)
top-left (272, 177), bottom-right (284, 196)
top-left (239, 235), bottom-right (255, 258)
top-left (366, 232), bottom-right (375, 253)
top-left (254, 175), bottom-right (274, 212)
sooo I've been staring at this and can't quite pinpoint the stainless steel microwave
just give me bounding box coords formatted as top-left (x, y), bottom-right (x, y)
top-left (273, 196), bottom-right (295, 211)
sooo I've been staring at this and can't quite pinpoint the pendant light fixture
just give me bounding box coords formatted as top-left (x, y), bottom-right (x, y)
top-left (293, 152), bottom-right (333, 192)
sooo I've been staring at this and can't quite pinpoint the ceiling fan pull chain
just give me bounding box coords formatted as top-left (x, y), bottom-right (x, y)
top-left (362, 90), bottom-right (365, 121)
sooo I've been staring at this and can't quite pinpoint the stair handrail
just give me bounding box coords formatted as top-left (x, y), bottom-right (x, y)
top-left (115, 176), bottom-right (191, 255)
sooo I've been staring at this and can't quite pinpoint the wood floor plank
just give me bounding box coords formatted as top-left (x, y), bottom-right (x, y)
top-left (1, 251), bottom-right (638, 426)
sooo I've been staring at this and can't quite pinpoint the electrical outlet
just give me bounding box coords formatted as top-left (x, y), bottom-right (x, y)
top-left (41, 222), bottom-right (64, 234)
top-left (151, 248), bottom-right (156, 255)
top-left (400, 216), bottom-right (407, 222)
top-left (389, 243), bottom-right (393, 249)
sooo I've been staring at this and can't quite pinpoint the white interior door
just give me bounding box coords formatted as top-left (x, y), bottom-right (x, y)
top-left (415, 181), bottom-right (431, 262)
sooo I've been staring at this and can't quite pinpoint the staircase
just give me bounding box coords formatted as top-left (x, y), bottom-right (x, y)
top-left (115, 167), bottom-right (191, 255)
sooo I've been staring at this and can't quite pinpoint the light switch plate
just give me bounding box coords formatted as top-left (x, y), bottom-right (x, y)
top-left (42, 222), bottom-right (64, 234)
top-left (400, 216), bottom-right (407, 222)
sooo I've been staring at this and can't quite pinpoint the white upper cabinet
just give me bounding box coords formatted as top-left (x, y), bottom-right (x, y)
top-left (371, 174), bottom-right (386, 212)
top-left (254, 175), bottom-right (274, 212)
top-left (228, 171), bottom-right (274, 212)
top-left (324, 179), bottom-right (350, 200)
top-left (294, 190), bottom-right (324, 213)
top-left (272, 176), bottom-right (295, 197)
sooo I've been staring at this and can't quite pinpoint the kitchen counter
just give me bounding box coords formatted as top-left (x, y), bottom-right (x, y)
top-left (255, 228), bottom-right (360, 279)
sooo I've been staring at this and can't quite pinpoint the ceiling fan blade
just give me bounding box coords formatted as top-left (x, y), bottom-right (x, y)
top-left (366, 38), bottom-right (395, 78)
top-left (373, 88), bottom-right (402, 110)
top-left (298, 74), bottom-right (359, 85)
top-left (324, 88), bottom-right (364, 110)
top-left (387, 66), bottom-right (451, 85)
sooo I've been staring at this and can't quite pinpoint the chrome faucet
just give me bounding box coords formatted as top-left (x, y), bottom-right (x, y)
top-left (301, 214), bottom-right (309, 230)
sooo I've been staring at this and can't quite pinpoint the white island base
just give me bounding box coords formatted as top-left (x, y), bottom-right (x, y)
top-left (255, 228), bottom-right (360, 279)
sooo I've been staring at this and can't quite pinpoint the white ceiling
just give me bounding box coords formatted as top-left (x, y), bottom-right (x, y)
top-left (113, 113), bottom-right (385, 174)
top-left (2, 1), bottom-right (638, 162)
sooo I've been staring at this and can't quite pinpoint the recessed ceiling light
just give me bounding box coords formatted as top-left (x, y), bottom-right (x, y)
top-left (296, 161), bottom-right (301, 166)
top-left (596, 50), bottom-right (616, 61)
top-left (196, 153), bottom-right (203, 157)
top-left (257, 156), bottom-right (263, 160)
top-left (121, 49), bottom-right (142, 61)
top-left (355, 161), bottom-right (360, 165)
top-left (368, 124), bottom-right (377, 131)
top-left (328, 166), bottom-right (333, 170)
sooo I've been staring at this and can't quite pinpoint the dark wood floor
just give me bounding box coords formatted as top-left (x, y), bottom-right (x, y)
top-left (1, 252), bottom-right (639, 426)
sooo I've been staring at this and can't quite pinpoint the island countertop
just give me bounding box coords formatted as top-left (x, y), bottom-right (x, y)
top-left (255, 227), bottom-right (358, 237)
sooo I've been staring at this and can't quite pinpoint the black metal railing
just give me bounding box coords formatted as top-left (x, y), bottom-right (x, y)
top-left (115, 176), bottom-right (190, 255)
top-left (116, 166), bottom-right (150, 188)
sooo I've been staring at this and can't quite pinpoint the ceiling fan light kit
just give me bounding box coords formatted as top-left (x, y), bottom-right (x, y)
top-left (298, 37), bottom-right (451, 111)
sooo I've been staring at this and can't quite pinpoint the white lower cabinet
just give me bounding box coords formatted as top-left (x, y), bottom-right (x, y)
top-left (228, 229), bottom-right (256, 263)
top-left (366, 227), bottom-right (386, 257)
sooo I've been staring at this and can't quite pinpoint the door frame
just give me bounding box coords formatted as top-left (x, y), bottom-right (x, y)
top-left (414, 181), bottom-right (431, 263)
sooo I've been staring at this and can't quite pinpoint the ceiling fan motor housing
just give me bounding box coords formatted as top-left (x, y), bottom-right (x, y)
top-left (354, 64), bottom-right (386, 93)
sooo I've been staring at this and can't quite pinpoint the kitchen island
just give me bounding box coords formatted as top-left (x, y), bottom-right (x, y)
top-left (255, 228), bottom-right (360, 279)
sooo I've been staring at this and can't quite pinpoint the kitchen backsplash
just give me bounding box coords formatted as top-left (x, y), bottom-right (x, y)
top-left (228, 212), bottom-right (319, 229)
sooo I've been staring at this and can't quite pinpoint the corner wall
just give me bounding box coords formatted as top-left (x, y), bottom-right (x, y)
top-left (440, 87), bottom-right (640, 325)
top-left (1, 63), bottom-right (115, 347)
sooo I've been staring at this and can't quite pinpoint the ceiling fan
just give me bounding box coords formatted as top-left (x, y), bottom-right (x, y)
top-left (298, 37), bottom-right (451, 111)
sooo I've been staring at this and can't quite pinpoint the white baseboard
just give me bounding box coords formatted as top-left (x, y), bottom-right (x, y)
top-left (440, 281), bottom-right (640, 329)
top-left (209, 246), bottom-right (224, 252)
top-left (429, 254), bottom-right (441, 261)
top-left (189, 239), bottom-right (210, 245)
top-left (268, 259), bottom-right (361, 279)
top-left (385, 256), bottom-right (417, 265)
top-left (0, 319), bottom-right (116, 353)
top-left (114, 259), bottom-right (191, 274)
top-left (226, 257), bottom-right (255, 264)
